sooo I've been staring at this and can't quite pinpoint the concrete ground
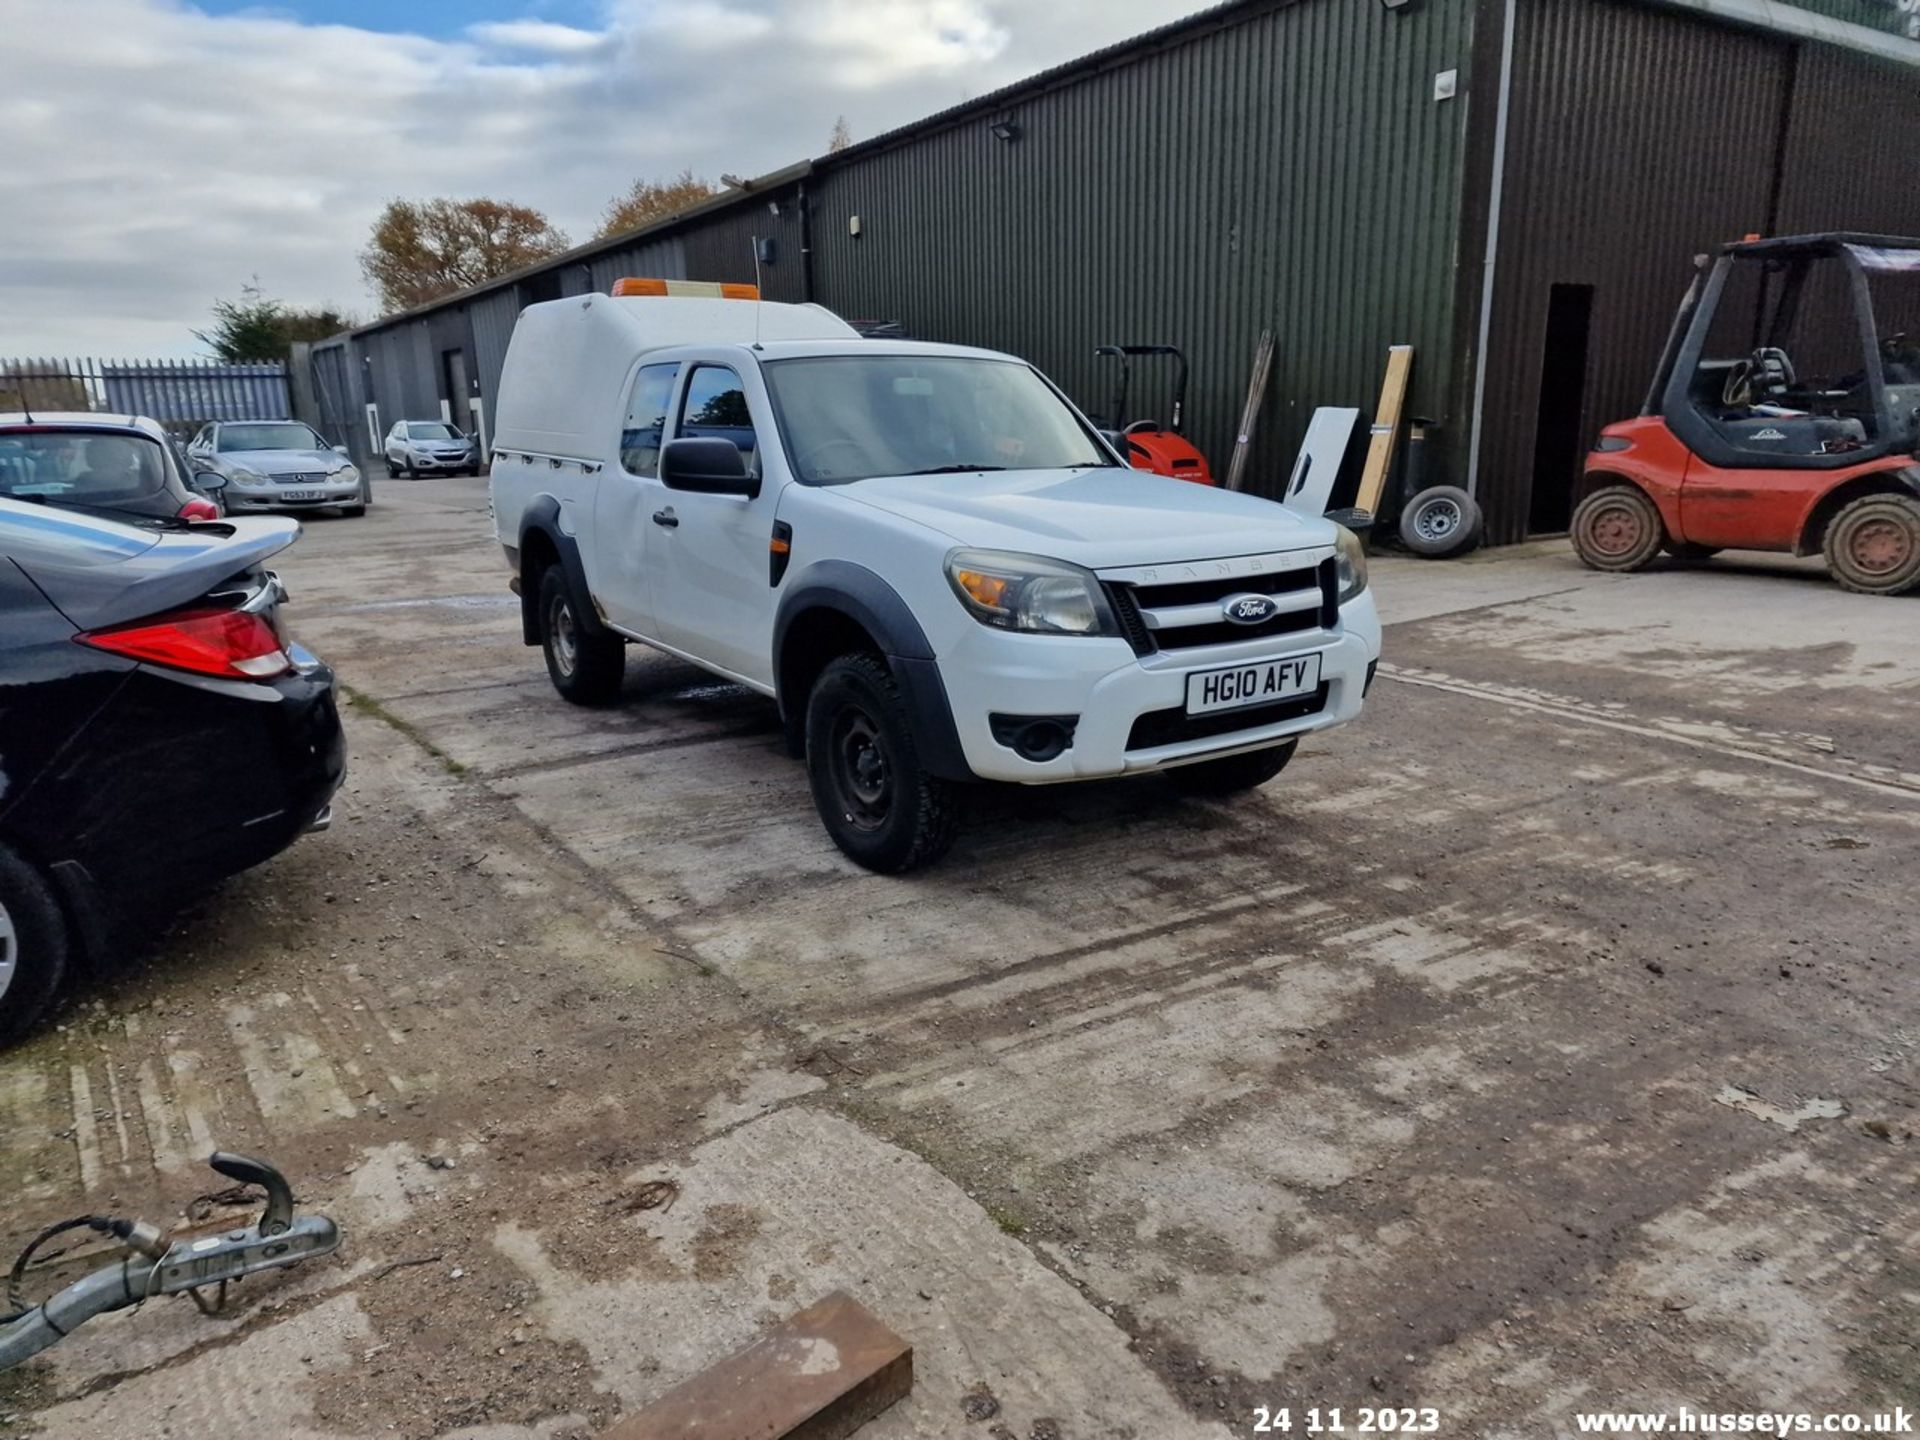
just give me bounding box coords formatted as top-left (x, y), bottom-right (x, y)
top-left (2, 475), bottom-right (1915, 1439)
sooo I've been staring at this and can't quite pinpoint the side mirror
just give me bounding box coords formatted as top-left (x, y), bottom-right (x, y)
top-left (660, 437), bottom-right (756, 497)
top-left (332, 444), bottom-right (349, 455)
top-left (194, 470), bottom-right (228, 491)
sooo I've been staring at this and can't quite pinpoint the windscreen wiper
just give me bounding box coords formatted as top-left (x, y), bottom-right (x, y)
top-left (903, 464), bottom-right (1008, 475)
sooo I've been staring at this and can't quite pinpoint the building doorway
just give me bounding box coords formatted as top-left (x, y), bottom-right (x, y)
top-left (1529, 283), bottom-right (1594, 535)
top-left (441, 349), bottom-right (470, 426)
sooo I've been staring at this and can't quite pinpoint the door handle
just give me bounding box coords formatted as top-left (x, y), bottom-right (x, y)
top-left (652, 508), bottom-right (679, 528)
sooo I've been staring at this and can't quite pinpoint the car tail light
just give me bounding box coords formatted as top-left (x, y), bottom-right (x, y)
top-left (178, 497), bottom-right (221, 522)
top-left (77, 606), bottom-right (291, 680)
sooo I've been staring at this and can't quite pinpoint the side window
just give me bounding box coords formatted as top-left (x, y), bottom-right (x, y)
top-left (677, 365), bottom-right (758, 474)
top-left (620, 363), bottom-right (679, 476)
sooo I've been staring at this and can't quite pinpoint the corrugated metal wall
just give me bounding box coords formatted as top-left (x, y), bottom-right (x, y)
top-left (801, 0), bottom-right (1478, 500)
top-left (586, 235), bottom-right (688, 296)
top-left (1474, 0), bottom-right (1793, 543)
top-left (469, 289), bottom-right (521, 426)
top-left (1775, 43), bottom-right (1920, 234)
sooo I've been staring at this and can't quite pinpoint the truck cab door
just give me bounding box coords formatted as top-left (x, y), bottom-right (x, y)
top-left (651, 359), bottom-right (782, 687)
top-left (590, 360), bottom-right (680, 637)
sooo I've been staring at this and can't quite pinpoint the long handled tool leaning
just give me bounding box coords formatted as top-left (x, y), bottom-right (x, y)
top-left (1225, 328), bottom-right (1276, 492)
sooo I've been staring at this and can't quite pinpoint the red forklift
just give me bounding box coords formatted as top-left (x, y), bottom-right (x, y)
top-left (1094, 344), bottom-right (1216, 485)
top-left (1571, 232), bottom-right (1920, 595)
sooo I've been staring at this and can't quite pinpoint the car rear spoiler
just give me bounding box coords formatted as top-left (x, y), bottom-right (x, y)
top-left (21, 516), bottom-right (303, 631)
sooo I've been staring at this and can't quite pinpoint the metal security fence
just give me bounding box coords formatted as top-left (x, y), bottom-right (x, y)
top-left (0, 357), bottom-right (290, 438)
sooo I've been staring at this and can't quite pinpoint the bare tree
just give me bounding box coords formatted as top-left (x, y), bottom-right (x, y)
top-left (828, 116), bottom-right (854, 152)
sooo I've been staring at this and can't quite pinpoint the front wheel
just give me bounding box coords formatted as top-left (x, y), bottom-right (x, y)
top-left (1165, 740), bottom-right (1297, 797)
top-left (0, 842), bottom-right (71, 1049)
top-left (1571, 485), bottom-right (1666, 572)
top-left (539, 565), bottom-right (625, 704)
top-left (1825, 493), bottom-right (1920, 596)
top-left (805, 654), bottom-right (958, 873)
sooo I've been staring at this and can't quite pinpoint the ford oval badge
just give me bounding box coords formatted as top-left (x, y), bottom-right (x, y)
top-left (1222, 593), bottom-right (1279, 626)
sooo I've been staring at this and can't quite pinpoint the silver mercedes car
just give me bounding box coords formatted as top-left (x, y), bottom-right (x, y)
top-left (185, 421), bottom-right (368, 516)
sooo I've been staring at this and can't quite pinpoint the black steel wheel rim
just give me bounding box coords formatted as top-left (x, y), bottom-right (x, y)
top-left (828, 706), bottom-right (892, 833)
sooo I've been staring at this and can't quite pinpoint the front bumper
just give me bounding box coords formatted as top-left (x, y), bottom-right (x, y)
top-left (401, 452), bottom-right (476, 472)
top-left (944, 590), bottom-right (1382, 784)
top-left (225, 478), bottom-right (362, 510)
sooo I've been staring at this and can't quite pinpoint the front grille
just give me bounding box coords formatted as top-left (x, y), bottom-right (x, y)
top-left (274, 471), bottom-right (327, 484)
top-left (1127, 683), bottom-right (1330, 752)
top-left (1111, 556), bottom-right (1337, 654)
top-left (1156, 611), bottom-right (1323, 651)
top-left (1130, 562), bottom-right (1321, 609)
top-left (1107, 584), bottom-right (1155, 657)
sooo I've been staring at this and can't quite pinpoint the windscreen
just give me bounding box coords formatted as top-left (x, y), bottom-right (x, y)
top-left (406, 422), bottom-right (460, 440)
top-left (219, 422), bottom-right (320, 452)
top-left (761, 355), bottom-right (1112, 484)
top-left (0, 430), bottom-right (170, 504)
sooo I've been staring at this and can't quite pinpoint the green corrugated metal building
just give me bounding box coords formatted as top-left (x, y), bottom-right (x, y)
top-left (321, 0), bottom-right (1920, 545)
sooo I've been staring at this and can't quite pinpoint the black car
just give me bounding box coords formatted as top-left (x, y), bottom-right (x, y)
top-left (0, 497), bottom-right (345, 1044)
top-left (0, 412), bottom-right (223, 524)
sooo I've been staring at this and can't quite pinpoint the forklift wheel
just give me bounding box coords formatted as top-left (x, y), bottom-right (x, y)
top-left (1824, 493), bottom-right (1920, 596)
top-left (1398, 486), bottom-right (1483, 558)
top-left (1571, 485), bottom-right (1665, 573)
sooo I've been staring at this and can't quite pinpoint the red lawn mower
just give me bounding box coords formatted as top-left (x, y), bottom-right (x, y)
top-left (1095, 344), bottom-right (1216, 485)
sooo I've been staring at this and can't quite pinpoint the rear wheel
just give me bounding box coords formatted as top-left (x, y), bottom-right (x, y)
top-left (1166, 740), bottom-right (1297, 797)
top-left (1571, 485), bottom-right (1665, 572)
top-left (1824, 493), bottom-right (1920, 596)
top-left (539, 565), bottom-right (624, 703)
top-left (805, 654), bottom-right (958, 873)
top-left (0, 842), bottom-right (70, 1049)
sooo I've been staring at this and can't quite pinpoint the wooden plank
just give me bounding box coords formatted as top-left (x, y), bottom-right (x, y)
top-left (1352, 345), bottom-right (1415, 519)
top-left (600, 1290), bottom-right (912, 1440)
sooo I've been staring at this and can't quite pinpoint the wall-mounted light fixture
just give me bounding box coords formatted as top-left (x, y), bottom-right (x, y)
top-left (989, 120), bottom-right (1023, 143)
top-left (1380, 0), bottom-right (1420, 11)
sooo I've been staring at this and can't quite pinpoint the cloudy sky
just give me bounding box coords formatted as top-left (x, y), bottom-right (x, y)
top-left (2, 0), bottom-right (1214, 359)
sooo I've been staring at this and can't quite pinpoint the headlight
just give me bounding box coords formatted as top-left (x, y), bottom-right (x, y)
top-left (945, 548), bottom-right (1120, 637)
top-left (228, 466), bottom-right (265, 484)
top-left (1334, 525), bottom-right (1368, 604)
top-left (332, 462), bottom-right (359, 479)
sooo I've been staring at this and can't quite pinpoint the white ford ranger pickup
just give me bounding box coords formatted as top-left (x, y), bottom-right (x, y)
top-left (490, 281), bottom-right (1381, 871)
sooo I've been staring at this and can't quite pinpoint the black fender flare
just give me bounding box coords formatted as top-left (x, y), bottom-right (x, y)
top-left (773, 560), bottom-right (973, 782)
top-left (517, 497), bottom-right (608, 645)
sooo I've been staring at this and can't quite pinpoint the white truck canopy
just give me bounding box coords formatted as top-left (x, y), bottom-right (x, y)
top-left (492, 294), bottom-right (859, 461)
